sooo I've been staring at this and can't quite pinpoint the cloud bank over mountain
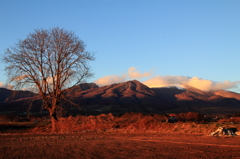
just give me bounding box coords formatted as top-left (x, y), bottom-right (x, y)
top-left (94, 67), bottom-right (239, 92)
top-left (94, 67), bottom-right (152, 86)
top-left (128, 67), bottom-right (152, 79)
top-left (143, 76), bottom-right (239, 92)
top-left (0, 82), bottom-right (12, 89)
top-left (1, 66), bottom-right (238, 93)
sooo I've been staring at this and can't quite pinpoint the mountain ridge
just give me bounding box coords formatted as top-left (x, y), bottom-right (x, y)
top-left (1, 80), bottom-right (240, 115)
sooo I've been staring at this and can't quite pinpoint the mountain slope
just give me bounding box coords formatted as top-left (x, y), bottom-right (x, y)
top-left (1, 80), bottom-right (240, 115)
top-left (70, 80), bottom-right (240, 114)
top-left (214, 90), bottom-right (240, 100)
top-left (0, 88), bottom-right (36, 102)
top-left (72, 80), bottom-right (168, 114)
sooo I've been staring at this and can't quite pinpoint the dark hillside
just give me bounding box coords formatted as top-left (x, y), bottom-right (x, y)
top-left (1, 80), bottom-right (240, 115)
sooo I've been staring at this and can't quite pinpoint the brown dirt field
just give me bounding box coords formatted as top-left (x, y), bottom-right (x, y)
top-left (1, 132), bottom-right (240, 159)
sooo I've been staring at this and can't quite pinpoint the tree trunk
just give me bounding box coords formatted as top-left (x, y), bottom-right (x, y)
top-left (49, 98), bottom-right (58, 133)
top-left (50, 110), bottom-right (58, 133)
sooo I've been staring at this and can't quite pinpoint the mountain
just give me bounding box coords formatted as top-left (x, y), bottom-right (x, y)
top-left (214, 90), bottom-right (240, 100)
top-left (1, 80), bottom-right (240, 115)
top-left (0, 88), bottom-right (36, 102)
top-left (0, 83), bottom-right (98, 115)
top-left (68, 80), bottom-right (240, 115)
top-left (70, 80), bottom-right (170, 114)
top-left (66, 83), bottom-right (99, 96)
top-left (73, 80), bottom-right (158, 104)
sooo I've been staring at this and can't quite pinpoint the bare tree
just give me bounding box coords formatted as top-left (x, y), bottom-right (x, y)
top-left (3, 27), bottom-right (95, 132)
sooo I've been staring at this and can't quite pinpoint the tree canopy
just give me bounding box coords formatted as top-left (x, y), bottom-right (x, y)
top-left (3, 27), bottom-right (95, 131)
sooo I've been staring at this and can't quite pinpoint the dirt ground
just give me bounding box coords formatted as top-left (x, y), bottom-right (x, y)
top-left (1, 132), bottom-right (240, 159)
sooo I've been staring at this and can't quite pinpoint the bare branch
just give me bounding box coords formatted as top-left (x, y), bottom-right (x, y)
top-left (2, 27), bottom-right (95, 132)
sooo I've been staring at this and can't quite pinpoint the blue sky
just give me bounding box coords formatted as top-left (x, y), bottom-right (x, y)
top-left (1, 0), bottom-right (240, 92)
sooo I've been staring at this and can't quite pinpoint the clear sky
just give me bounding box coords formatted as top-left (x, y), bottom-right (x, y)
top-left (1, 0), bottom-right (240, 92)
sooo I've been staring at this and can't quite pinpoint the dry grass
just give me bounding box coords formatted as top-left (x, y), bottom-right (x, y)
top-left (218, 117), bottom-right (240, 123)
top-left (1, 113), bottom-right (240, 159)
top-left (36, 113), bottom-right (240, 134)
top-left (1, 112), bottom-right (240, 135)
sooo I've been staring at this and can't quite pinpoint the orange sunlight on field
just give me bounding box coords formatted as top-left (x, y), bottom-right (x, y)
top-left (1, 113), bottom-right (240, 158)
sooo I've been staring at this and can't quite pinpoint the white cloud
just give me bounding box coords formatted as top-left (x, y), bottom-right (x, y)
top-left (0, 82), bottom-right (13, 89)
top-left (143, 75), bottom-right (189, 87)
top-left (94, 75), bottom-right (126, 87)
top-left (95, 67), bottom-right (152, 86)
top-left (143, 76), bottom-right (239, 92)
top-left (94, 67), bottom-right (239, 92)
top-left (128, 67), bottom-right (152, 79)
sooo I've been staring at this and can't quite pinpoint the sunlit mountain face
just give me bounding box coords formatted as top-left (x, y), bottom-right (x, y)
top-left (1, 80), bottom-right (240, 115)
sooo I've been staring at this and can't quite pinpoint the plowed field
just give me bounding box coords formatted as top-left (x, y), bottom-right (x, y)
top-left (1, 132), bottom-right (240, 159)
